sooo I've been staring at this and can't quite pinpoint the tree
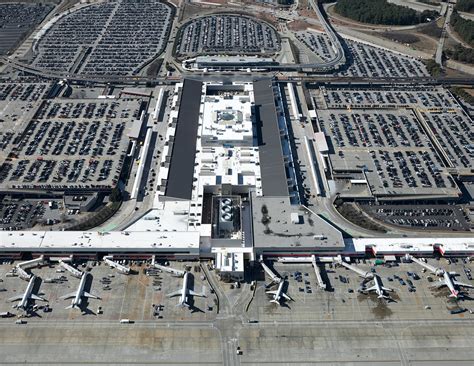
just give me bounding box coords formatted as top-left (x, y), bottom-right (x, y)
top-left (109, 187), bottom-right (122, 203)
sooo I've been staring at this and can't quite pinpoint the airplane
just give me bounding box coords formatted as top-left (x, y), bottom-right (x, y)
top-left (361, 275), bottom-right (393, 299)
top-left (167, 272), bottom-right (206, 307)
top-left (266, 280), bottom-right (292, 305)
top-left (432, 271), bottom-right (474, 298)
top-left (60, 272), bottom-right (100, 310)
top-left (405, 254), bottom-right (474, 298)
top-left (8, 275), bottom-right (47, 311)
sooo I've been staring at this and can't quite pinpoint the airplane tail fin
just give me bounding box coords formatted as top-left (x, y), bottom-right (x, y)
top-left (270, 299), bottom-right (280, 305)
top-left (449, 291), bottom-right (460, 298)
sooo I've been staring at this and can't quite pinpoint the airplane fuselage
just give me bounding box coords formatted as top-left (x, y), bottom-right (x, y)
top-left (71, 273), bottom-right (88, 308)
top-left (442, 271), bottom-right (459, 298)
top-left (16, 276), bottom-right (36, 310)
top-left (177, 272), bottom-right (190, 306)
top-left (271, 281), bottom-right (285, 303)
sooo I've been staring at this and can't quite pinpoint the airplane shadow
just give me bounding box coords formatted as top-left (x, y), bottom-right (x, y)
top-left (187, 273), bottom-right (205, 313)
top-left (319, 264), bottom-right (334, 292)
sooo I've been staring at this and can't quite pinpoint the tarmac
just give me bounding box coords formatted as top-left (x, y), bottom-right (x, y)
top-left (0, 258), bottom-right (474, 365)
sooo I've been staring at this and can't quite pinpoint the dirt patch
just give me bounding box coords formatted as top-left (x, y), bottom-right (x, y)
top-left (288, 19), bottom-right (313, 32)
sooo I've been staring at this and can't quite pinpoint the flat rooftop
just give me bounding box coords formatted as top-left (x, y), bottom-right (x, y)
top-left (253, 79), bottom-right (288, 197)
top-left (252, 194), bottom-right (344, 251)
top-left (0, 230), bottom-right (200, 252)
top-left (165, 79), bottom-right (202, 200)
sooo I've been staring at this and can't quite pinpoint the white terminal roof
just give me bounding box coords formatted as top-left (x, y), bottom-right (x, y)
top-left (350, 237), bottom-right (474, 254)
top-left (201, 85), bottom-right (254, 145)
top-left (0, 231), bottom-right (200, 251)
top-left (155, 82), bottom-right (262, 235)
top-left (215, 251), bottom-right (245, 274)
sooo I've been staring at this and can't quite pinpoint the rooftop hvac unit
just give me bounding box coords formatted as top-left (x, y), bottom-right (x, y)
top-left (221, 204), bottom-right (232, 214)
top-left (222, 213), bottom-right (232, 221)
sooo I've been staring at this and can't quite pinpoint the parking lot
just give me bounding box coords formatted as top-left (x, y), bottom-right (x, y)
top-left (312, 86), bottom-right (471, 198)
top-left (296, 31), bottom-right (337, 63)
top-left (321, 87), bottom-right (457, 109)
top-left (0, 92), bottom-right (143, 192)
top-left (176, 14), bottom-right (280, 57)
top-left (361, 204), bottom-right (472, 231)
top-left (340, 39), bottom-right (429, 78)
top-left (32, 0), bottom-right (173, 76)
top-left (0, 3), bottom-right (53, 55)
top-left (419, 110), bottom-right (474, 172)
top-left (0, 197), bottom-right (66, 231)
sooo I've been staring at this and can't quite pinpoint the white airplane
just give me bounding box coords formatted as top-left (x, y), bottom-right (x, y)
top-left (432, 271), bottom-right (474, 298)
top-left (266, 280), bottom-right (292, 305)
top-left (405, 254), bottom-right (474, 298)
top-left (60, 273), bottom-right (100, 310)
top-left (8, 276), bottom-right (47, 311)
top-left (167, 272), bottom-right (206, 307)
top-left (362, 275), bottom-right (393, 299)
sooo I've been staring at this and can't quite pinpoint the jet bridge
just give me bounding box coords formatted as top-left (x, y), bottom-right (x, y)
top-left (311, 255), bottom-right (326, 290)
top-left (405, 254), bottom-right (443, 276)
top-left (104, 256), bottom-right (131, 275)
top-left (15, 255), bottom-right (47, 281)
top-left (58, 260), bottom-right (83, 279)
top-left (335, 256), bottom-right (374, 280)
top-left (260, 260), bottom-right (281, 284)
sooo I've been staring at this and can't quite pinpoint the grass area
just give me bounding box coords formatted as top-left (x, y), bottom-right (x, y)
top-left (450, 86), bottom-right (474, 105)
top-left (381, 31), bottom-right (420, 44)
top-left (335, 202), bottom-right (387, 233)
top-left (418, 19), bottom-right (443, 39)
top-left (146, 58), bottom-right (163, 78)
top-left (424, 58), bottom-right (443, 76)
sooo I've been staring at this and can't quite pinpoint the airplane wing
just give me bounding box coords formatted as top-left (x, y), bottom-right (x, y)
top-left (59, 292), bottom-right (76, 300)
top-left (188, 290), bottom-right (206, 297)
top-left (30, 294), bottom-right (46, 301)
top-left (381, 287), bottom-right (393, 292)
top-left (266, 290), bottom-right (277, 295)
top-left (453, 280), bottom-right (474, 289)
top-left (167, 290), bottom-right (181, 298)
top-left (365, 285), bottom-right (377, 292)
top-left (83, 292), bottom-right (100, 299)
top-left (430, 282), bottom-right (446, 289)
top-left (8, 295), bottom-right (22, 302)
top-left (282, 293), bottom-right (292, 301)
